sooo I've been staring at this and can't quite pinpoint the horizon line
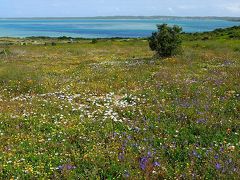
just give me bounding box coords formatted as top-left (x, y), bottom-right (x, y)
top-left (1, 15), bottom-right (240, 19)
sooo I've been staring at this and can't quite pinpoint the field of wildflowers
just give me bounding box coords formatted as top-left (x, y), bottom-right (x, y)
top-left (0, 35), bottom-right (239, 179)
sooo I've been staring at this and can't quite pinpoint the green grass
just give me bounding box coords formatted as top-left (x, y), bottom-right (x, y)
top-left (0, 31), bottom-right (239, 179)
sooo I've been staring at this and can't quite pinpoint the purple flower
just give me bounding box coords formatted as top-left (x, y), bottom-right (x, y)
top-left (226, 158), bottom-right (233, 165)
top-left (192, 151), bottom-right (198, 156)
top-left (196, 118), bottom-right (206, 124)
top-left (66, 164), bottom-right (76, 170)
top-left (147, 151), bottom-right (152, 158)
top-left (57, 164), bottom-right (76, 171)
top-left (57, 165), bottom-right (64, 170)
top-left (118, 152), bottom-right (124, 161)
top-left (127, 135), bottom-right (132, 140)
top-left (192, 150), bottom-right (201, 159)
top-left (219, 147), bottom-right (224, 152)
top-left (153, 161), bottom-right (160, 167)
top-left (113, 132), bottom-right (118, 138)
top-left (215, 163), bottom-right (221, 170)
top-left (121, 146), bottom-right (125, 151)
top-left (214, 155), bottom-right (219, 159)
top-left (140, 157), bottom-right (148, 170)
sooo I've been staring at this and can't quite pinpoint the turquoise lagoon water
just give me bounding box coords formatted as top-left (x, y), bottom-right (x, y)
top-left (0, 18), bottom-right (239, 38)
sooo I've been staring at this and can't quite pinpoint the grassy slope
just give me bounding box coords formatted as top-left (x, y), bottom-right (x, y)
top-left (0, 31), bottom-right (239, 178)
top-left (183, 26), bottom-right (240, 40)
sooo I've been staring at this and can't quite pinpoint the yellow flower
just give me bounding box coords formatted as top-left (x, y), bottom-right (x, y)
top-left (27, 79), bottom-right (33, 84)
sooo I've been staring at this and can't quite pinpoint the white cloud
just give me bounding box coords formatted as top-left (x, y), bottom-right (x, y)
top-left (224, 3), bottom-right (240, 13)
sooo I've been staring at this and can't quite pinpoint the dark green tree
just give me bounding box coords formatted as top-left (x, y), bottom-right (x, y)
top-left (91, 39), bottom-right (98, 44)
top-left (149, 24), bottom-right (182, 57)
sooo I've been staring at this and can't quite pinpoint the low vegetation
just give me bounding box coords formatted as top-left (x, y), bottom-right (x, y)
top-left (0, 26), bottom-right (239, 179)
top-left (183, 26), bottom-right (240, 41)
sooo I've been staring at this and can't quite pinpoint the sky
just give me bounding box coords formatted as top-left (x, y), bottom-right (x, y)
top-left (0, 0), bottom-right (240, 18)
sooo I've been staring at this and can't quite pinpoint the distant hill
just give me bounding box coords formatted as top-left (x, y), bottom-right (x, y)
top-left (2, 16), bottom-right (240, 22)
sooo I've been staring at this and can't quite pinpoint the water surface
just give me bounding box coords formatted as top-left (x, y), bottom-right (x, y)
top-left (0, 18), bottom-right (239, 38)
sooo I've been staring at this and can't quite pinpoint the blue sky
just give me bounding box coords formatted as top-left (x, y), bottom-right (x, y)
top-left (0, 0), bottom-right (240, 17)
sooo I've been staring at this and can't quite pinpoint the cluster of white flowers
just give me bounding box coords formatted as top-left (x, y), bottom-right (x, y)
top-left (5, 90), bottom-right (142, 124)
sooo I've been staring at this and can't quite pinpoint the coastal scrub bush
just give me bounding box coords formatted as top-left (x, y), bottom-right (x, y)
top-left (91, 39), bottom-right (98, 44)
top-left (149, 24), bottom-right (182, 57)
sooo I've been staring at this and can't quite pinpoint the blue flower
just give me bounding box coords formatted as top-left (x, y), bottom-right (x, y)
top-left (215, 163), bottom-right (221, 170)
top-left (147, 151), bottom-right (152, 158)
top-left (153, 161), bottom-right (160, 167)
top-left (192, 150), bottom-right (201, 158)
top-left (140, 157), bottom-right (148, 170)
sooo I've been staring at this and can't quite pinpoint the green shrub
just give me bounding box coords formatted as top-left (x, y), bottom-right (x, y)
top-left (91, 39), bottom-right (98, 44)
top-left (202, 36), bottom-right (209, 41)
top-left (51, 42), bottom-right (57, 46)
top-left (233, 47), bottom-right (240, 52)
top-left (58, 36), bottom-right (71, 40)
top-left (149, 24), bottom-right (182, 57)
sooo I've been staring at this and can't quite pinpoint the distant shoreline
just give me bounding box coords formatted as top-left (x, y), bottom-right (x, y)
top-left (0, 16), bottom-right (240, 22)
